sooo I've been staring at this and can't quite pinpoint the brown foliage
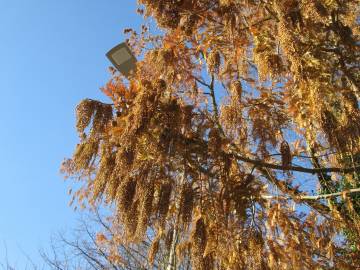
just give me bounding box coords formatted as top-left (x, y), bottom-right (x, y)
top-left (64, 0), bottom-right (360, 269)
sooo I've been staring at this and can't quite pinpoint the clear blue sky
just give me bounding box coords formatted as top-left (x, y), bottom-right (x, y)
top-left (0, 0), bottom-right (141, 267)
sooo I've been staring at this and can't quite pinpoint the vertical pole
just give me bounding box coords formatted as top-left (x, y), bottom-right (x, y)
top-left (166, 224), bottom-right (178, 270)
top-left (166, 166), bottom-right (186, 270)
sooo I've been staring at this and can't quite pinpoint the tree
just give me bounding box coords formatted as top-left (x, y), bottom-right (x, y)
top-left (63, 0), bottom-right (360, 269)
top-left (40, 209), bottom-right (183, 270)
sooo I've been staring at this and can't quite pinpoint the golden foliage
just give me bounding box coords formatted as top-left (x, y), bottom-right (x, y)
top-left (64, 0), bottom-right (360, 268)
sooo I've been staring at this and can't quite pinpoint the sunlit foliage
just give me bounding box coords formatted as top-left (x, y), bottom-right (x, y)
top-left (63, 0), bottom-right (360, 269)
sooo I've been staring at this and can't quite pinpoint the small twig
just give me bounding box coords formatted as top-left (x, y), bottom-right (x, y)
top-left (238, 16), bottom-right (274, 32)
top-left (208, 74), bottom-right (220, 122)
top-left (193, 76), bottom-right (212, 89)
top-left (264, 5), bottom-right (279, 22)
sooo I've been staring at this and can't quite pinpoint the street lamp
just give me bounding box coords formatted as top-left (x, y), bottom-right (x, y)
top-left (106, 42), bottom-right (137, 77)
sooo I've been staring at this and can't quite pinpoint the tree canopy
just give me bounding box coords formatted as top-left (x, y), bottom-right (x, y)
top-left (63, 0), bottom-right (360, 269)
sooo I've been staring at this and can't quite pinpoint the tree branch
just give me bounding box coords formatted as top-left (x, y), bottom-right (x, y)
top-left (193, 76), bottom-right (212, 89)
top-left (258, 167), bottom-right (331, 216)
top-left (209, 74), bottom-right (219, 122)
top-left (262, 188), bottom-right (360, 200)
top-left (228, 148), bottom-right (360, 174)
top-left (183, 134), bottom-right (360, 175)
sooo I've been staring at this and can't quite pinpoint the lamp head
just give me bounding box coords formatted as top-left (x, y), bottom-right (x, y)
top-left (106, 43), bottom-right (137, 77)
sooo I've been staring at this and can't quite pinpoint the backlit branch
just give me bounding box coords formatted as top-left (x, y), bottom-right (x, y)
top-left (262, 188), bottom-right (360, 200)
top-left (229, 149), bottom-right (360, 175)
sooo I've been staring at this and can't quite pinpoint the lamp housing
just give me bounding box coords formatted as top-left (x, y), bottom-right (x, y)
top-left (106, 42), bottom-right (137, 77)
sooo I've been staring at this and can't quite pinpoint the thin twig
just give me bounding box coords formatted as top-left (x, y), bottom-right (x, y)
top-left (208, 74), bottom-right (219, 122)
top-left (193, 76), bottom-right (212, 89)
